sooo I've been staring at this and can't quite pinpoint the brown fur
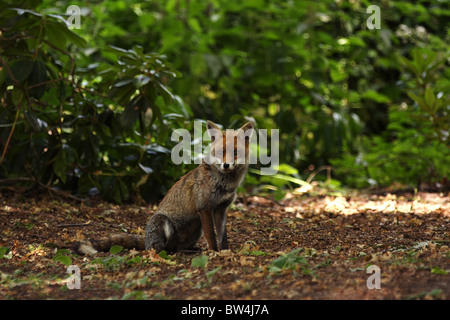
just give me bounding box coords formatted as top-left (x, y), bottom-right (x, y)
top-left (73, 121), bottom-right (253, 255)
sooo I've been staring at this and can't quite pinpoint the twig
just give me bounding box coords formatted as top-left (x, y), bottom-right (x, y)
top-left (0, 177), bottom-right (89, 202)
top-left (0, 55), bottom-right (19, 85)
top-left (57, 223), bottom-right (91, 228)
top-left (0, 93), bottom-right (23, 166)
top-left (43, 40), bottom-right (75, 75)
top-left (35, 180), bottom-right (88, 202)
top-left (26, 77), bottom-right (65, 90)
top-left (306, 165), bottom-right (333, 184)
top-left (34, 20), bottom-right (44, 59)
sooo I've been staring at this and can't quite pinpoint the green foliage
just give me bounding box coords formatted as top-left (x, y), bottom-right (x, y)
top-left (91, 247), bottom-right (143, 271)
top-left (268, 248), bottom-right (310, 274)
top-left (191, 255), bottom-right (221, 284)
top-left (52, 249), bottom-right (72, 266)
top-left (332, 47), bottom-right (449, 188)
top-left (90, 248), bottom-right (174, 271)
top-left (268, 248), bottom-right (329, 278)
top-left (0, 247), bottom-right (12, 260)
top-left (430, 266), bottom-right (448, 275)
top-left (0, 0), bottom-right (190, 202)
top-left (0, 0), bottom-right (448, 200)
top-left (249, 164), bottom-right (311, 200)
top-left (109, 245), bottom-right (123, 255)
top-left (158, 250), bottom-right (169, 260)
top-left (191, 255), bottom-right (208, 269)
top-left (91, 254), bottom-right (128, 272)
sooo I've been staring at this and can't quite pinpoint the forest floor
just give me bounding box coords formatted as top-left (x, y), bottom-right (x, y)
top-left (0, 187), bottom-right (449, 300)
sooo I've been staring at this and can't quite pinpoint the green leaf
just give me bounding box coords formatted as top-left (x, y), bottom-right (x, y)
top-left (56, 255), bottom-right (72, 266)
top-left (8, 59), bottom-right (34, 84)
top-left (53, 148), bottom-right (67, 184)
top-left (11, 88), bottom-right (24, 106)
top-left (110, 245), bottom-right (123, 255)
top-left (206, 266), bottom-right (221, 282)
top-left (362, 90), bottom-right (391, 103)
top-left (24, 110), bottom-right (47, 131)
top-left (158, 250), bottom-right (169, 259)
top-left (29, 59), bottom-right (48, 99)
top-left (191, 255), bottom-right (208, 269)
top-left (424, 87), bottom-right (437, 113)
top-left (0, 247), bottom-right (12, 260)
top-left (407, 91), bottom-right (427, 111)
top-left (57, 24), bottom-right (87, 48)
top-left (112, 82), bottom-right (135, 105)
top-left (114, 79), bottom-right (134, 88)
top-left (155, 81), bottom-right (175, 105)
top-left (53, 250), bottom-right (72, 266)
top-left (44, 21), bottom-right (67, 50)
top-left (276, 163), bottom-right (299, 175)
top-left (399, 56), bottom-right (420, 77)
top-left (249, 250), bottom-right (267, 256)
top-left (188, 18), bottom-right (202, 33)
top-left (431, 266), bottom-right (448, 275)
top-left (133, 75), bottom-right (150, 88)
top-left (126, 256), bottom-right (142, 265)
top-left (138, 163), bottom-right (153, 174)
top-left (269, 249), bottom-right (308, 272)
top-left (260, 172), bottom-right (310, 187)
top-left (11, 8), bottom-right (42, 17)
top-left (120, 98), bottom-right (140, 131)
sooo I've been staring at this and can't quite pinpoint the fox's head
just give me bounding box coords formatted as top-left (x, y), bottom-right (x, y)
top-left (206, 120), bottom-right (254, 173)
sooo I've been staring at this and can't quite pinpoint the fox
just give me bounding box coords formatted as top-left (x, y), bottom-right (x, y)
top-left (74, 120), bottom-right (254, 255)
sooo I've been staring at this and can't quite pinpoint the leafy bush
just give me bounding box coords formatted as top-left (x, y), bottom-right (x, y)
top-left (332, 48), bottom-right (449, 188)
top-left (1, 0), bottom-right (448, 201)
top-left (0, 1), bottom-right (190, 202)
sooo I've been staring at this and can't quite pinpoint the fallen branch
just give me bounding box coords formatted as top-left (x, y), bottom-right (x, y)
top-left (57, 223), bottom-right (91, 228)
top-left (0, 177), bottom-right (89, 202)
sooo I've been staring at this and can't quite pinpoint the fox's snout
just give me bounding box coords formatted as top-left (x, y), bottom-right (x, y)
top-left (211, 143), bottom-right (247, 172)
top-left (209, 151), bottom-right (238, 171)
top-left (220, 162), bottom-right (235, 171)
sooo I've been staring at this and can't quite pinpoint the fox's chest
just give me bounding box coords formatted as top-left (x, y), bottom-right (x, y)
top-left (208, 183), bottom-right (237, 208)
top-left (217, 191), bottom-right (236, 208)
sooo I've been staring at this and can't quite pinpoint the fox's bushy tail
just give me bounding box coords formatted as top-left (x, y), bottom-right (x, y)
top-left (73, 234), bottom-right (145, 255)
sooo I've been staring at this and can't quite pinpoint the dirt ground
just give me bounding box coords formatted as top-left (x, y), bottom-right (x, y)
top-left (0, 188), bottom-right (449, 300)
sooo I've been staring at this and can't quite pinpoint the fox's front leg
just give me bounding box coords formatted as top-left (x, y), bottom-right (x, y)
top-left (198, 210), bottom-right (218, 251)
top-left (213, 205), bottom-right (228, 250)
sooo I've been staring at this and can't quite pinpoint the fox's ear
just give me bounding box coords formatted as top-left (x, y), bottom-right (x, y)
top-left (239, 122), bottom-right (254, 137)
top-left (206, 120), bottom-right (221, 142)
top-left (206, 120), bottom-right (220, 131)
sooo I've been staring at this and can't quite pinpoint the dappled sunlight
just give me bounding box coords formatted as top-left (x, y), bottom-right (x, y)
top-left (283, 192), bottom-right (449, 218)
